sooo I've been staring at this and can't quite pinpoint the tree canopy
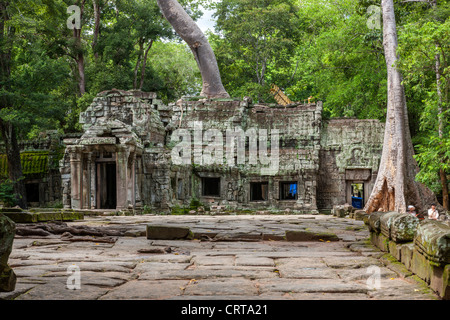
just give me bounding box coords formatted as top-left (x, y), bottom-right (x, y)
top-left (0, 0), bottom-right (448, 208)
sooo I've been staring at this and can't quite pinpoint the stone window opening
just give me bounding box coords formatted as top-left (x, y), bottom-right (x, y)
top-left (202, 177), bottom-right (220, 197)
top-left (280, 181), bottom-right (298, 200)
top-left (250, 182), bottom-right (268, 201)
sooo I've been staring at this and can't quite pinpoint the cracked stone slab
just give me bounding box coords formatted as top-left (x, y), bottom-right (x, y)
top-left (235, 256), bottom-right (275, 267)
top-left (257, 278), bottom-right (368, 294)
top-left (183, 278), bottom-right (259, 296)
top-left (99, 280), bottom-right (188, 300)
top-left (277, 267), bottom-right (340, 279)
top-left (323, 256), bottom-right (383, 269)
top-left (134, 262), bottom-right (191, 274)
top-left (0, 283), bottom-right (37, 300)
top-left (335, 268), bottom-right (398, 281)
top-left (146, 225), bottom-right (193, 240)
top-left (285, 230), bottom-right (340, 242)
top-left (15, 278), bottom-right (110, 300)
top-left (139, 268), bottom-right (279, 281)
top-left (192, 255), bottom-right (235, 266)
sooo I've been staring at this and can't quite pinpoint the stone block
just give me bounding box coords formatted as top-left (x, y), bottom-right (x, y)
top-left (61, 211), bottom-right (85, 221)
top-left (0, 214), bottom-right (16, 292)
top-left (411, 249), bottom-right (434, 284)
top-left (4, 211), bottom-right (83, 223)
top-left (332, 205), bottom-right (351, 218)
top-left (352, 210), bottom-right (367, 221)
top-left (414, 220), bottom-right (450, 267)
top-left (380, 211), bottom-right (404, 239)
top-left (369, 231), bottom-right (389, 252)
top-left (285, 230), bottom-right (339, 242)
top-left (400, 243), bottom-right (414, 269)
top-left (366, 212), bottom-right (384, 233)
top-left (429, 264), bottom-right (450, 300)
top-left (3, 212), bottom-right (38, 223)
top-left (146, 225), bottom-right (193, 240)
top-left (390, 213), bottom-right (419, 243)
top-left (388, 241), bottom-right (403, 261)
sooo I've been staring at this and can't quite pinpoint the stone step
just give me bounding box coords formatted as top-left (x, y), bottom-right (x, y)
top-left (2, 210), bottom-right (84, 223)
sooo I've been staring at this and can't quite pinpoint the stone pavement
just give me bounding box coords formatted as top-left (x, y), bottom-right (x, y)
top-left (0, 214), bottom-right (440, 300)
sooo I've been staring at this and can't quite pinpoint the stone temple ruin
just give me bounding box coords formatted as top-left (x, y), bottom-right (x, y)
top-left (53, 89), bottom-right (385, 214)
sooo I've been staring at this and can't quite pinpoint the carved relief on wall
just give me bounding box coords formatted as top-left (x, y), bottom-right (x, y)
top-left (336, 145), bottom-right (379, 172)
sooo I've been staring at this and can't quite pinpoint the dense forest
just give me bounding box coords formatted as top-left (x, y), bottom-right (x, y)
top-left (0, 0), bottom-right (449, 207)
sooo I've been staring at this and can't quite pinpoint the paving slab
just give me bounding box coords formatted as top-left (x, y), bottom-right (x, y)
top-left (183, 278), bottom-right (259, 296)
top-left (99, 280), bottom-right (188, 300)
top-left (235, 256), bottom-right (275, 267)
top-left (257, 278), bottom-right (369, 294)
top-left (1, 214), bottom-right (440, 300)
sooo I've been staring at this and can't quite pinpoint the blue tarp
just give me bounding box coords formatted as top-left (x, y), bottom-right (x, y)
top-left (289, 183), bottom-right (297, 196)
top-left (352, 196), bottom-right (363, 209)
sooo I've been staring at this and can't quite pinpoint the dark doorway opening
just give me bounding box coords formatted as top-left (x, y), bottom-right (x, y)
top-left (202, 177), bottom-right (220, 197)
top-left (351, 183), bottom-right (364, 209)
top-left (250, 182), bottom-right (268, 201)
top-left (26, 183), bottom-right (40, 203)
top-left (280, 181), bottom-right (297, 200)
top-left (97, 162), bottom-right (117, 209)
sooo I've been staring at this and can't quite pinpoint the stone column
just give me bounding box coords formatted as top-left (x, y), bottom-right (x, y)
top-left (116, 148), bottom-right (129, 210)
top-left (131, 154), bottom-right (136, 208)
top-left (135, 156), bottom-right (143, 207)
top-left (82, 156), bottom-right (89, 209)
top-left (70, 151), bottom-right (82, 209)
top-left (88, 152), bottom-right (96, 209)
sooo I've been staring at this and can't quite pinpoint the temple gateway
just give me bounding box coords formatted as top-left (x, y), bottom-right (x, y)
top-left (50, 89), bottom-right (383, 213)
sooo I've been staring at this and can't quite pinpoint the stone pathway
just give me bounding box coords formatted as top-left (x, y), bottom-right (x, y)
top-left (0, 214), bottom-right (439, 300)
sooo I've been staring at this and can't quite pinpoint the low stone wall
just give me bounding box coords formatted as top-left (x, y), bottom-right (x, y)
top-left (365, 211), bottom-right (450, 300)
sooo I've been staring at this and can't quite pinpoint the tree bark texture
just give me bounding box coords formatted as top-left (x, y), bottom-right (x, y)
top-left (364, 0), bottom-right (437, 214)
top-left (156, 0), bottom-right (229, 98)
top-left (139, 39), bottom-right (153, 90)
top-left (92, 0), bottom-right (100, 60)
top-left (0, 120), bottom-right (27, 209)
top-left (436, 52), bottom-right (449, 210)
top-left (0, 2), bottom-right (27, 209)
top-left (74, 0), bottom-right (86, 96)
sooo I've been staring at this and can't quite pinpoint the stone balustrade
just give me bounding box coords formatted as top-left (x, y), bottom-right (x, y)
top-left (365, 211), bottom-right (450, 300)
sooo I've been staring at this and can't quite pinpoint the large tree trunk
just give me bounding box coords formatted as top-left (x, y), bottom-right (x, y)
top-left (436, 50), bottom-right (449, 210)
top-left (0, 120), bottom-right (27, 209)
top-left (133, 40), bottom-right (144, 90)
top-left (139, 39), bottom-right (153, 90)
top-left (92, 0), bottom-right (100, 60)
top-left (74, 1), bottom-right (86, 96)
top-left (0, 1), bottom-right (27, 209)
top-left (364, 0), bottom-right (436, 214)
top-left (75, 51), bottom-right (86, 96)
top-left (156, 0), bottom-right (229, 98)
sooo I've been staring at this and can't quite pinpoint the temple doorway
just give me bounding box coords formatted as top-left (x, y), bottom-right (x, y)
top-left (349, 182), bottom-right (364, 209)
top-left (97, 162), bottom-right (117, 209)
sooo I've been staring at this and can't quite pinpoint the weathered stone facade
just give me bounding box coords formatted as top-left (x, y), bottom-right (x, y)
top-left (0, 131), bottom-right (66, 207)
top-left (59, 90), bottom-right (385, 213)
top-left (318, 119), bottom-right (384, 209)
